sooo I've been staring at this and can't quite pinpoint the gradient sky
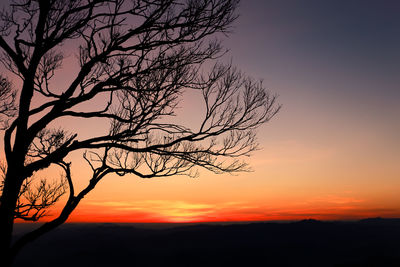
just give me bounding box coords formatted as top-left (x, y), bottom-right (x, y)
top-left (5, 0), bottom-right (400, 222)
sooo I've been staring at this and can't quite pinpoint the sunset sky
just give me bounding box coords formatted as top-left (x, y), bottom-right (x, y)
top-left (5, 0), bottom-right (400, 223)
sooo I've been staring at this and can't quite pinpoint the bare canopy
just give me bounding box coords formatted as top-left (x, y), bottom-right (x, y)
top-left (0, 0), bottom-right (280, 265)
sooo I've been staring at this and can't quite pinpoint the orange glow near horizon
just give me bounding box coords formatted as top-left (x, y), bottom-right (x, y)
top-left (22, 191), bottom-right (399, 223)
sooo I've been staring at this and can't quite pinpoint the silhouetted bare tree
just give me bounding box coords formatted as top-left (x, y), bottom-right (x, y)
top-left (0, 0), bottom-right (280, 265)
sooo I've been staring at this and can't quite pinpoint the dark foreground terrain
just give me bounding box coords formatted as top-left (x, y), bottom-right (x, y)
top-left (12, 218), bottom-right (400, 267)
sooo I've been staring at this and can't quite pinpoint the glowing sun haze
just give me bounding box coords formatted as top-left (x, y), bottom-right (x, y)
top-left (6, 0), bottom-right (400, 223)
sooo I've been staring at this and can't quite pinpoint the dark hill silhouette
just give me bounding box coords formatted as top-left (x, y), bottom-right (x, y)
top-left (12, 219), bottom-right (400, 267)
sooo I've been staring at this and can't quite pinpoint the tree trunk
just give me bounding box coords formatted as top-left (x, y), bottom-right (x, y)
top-left (0, 167), bottom-right (24, 267)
